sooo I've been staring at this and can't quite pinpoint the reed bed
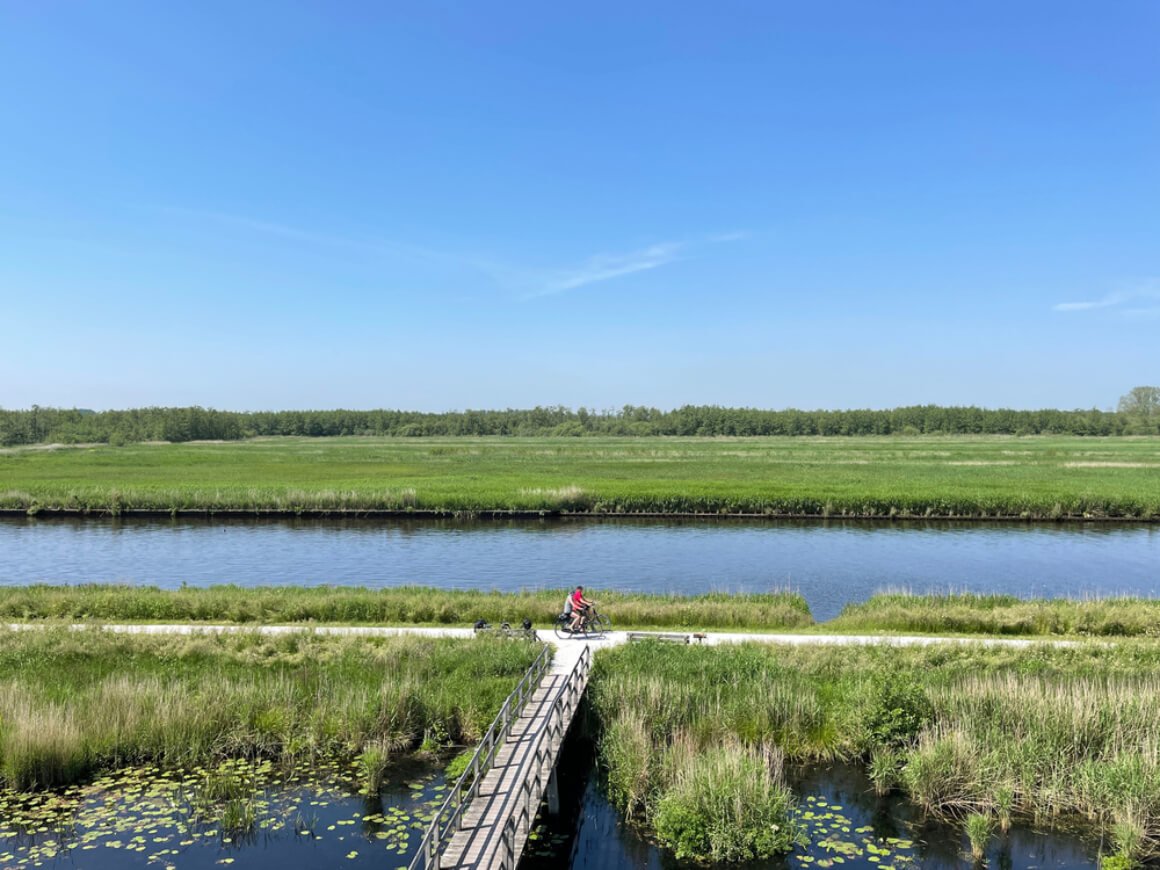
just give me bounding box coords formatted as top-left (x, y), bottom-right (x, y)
top-left (589, 641), bottom-right (1160, 862)
top-left (831, 592), bottom-right (1160, 636)
top-left (0, 627), bottom-right (539, 790)
top-left (0, 584), bottom-right (813, 630)
top-left (3, 435), bottom-right (1158, 518)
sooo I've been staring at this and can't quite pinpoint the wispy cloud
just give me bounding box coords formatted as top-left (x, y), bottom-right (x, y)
top-left (534, 242), bottom-right (684, 297)
top-left (526, 232), bottom-right (750, 299)
top-left (161, 206), bottom-right (752, 301)
top-left (1052, 282), bottom-right (1160, 314)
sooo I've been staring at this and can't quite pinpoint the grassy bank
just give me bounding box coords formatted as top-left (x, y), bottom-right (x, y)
top-left (589, 641), bottom-right (1160, 863)
top-left (9, 585), bottom-right (1160, 638)
top-left (2, 435), bottom-right (1159, 519)
top-left (830, 592), bottom-right (1160, 637)
top-left (0, 628), bottom-right (539, 790)
top-left (0, 584), bottom-right (814, 630)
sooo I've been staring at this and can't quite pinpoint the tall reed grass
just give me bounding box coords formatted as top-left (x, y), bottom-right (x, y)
top-left (589, 640), bottom-right (1160, 860)
top-left (831, 592), bottom-right (1160, 637)
top-left (0, 584), bottom-right (813, 630)
top-left (0, 627), bottom-right (539, 790)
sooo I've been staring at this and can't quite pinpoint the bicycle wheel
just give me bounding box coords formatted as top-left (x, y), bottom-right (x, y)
top-left (553, 617), bottom-right (574, 640)
top-left (586, 613), bottom-right (610, 638)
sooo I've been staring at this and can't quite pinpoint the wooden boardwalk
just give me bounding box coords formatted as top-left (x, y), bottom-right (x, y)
top-left (433, 641), bottom-right (593, 870)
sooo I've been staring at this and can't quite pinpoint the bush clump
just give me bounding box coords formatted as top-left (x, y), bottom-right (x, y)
top-left (652, 738), bottom-right (800, 863)
top-left (865, 679), bottom-right (934, 748)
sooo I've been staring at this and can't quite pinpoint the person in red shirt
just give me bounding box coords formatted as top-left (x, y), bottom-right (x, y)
top-left (568, 585), bottom-right (594, 633)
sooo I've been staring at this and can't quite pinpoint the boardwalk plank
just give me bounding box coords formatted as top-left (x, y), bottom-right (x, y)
top-left (440, 644), bottom-right (589, 870)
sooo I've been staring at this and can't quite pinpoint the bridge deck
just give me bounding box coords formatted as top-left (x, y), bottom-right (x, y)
top-left (439, 641), bottom-right (591, 870)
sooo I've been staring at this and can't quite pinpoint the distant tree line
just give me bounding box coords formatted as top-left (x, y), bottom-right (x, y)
top-left (1, 394), bottom-right (1157, 446)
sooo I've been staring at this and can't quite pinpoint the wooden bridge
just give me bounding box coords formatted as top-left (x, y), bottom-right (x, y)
top-left (409, 640), bottom-right (595, 870)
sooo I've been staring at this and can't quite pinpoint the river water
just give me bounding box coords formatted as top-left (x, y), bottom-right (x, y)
top-left (1, 517), bottom-right (1157, 620)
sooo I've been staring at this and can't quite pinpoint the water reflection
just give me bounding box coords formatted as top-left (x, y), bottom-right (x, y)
top-left (1, 516), bottom-right (1157, 621)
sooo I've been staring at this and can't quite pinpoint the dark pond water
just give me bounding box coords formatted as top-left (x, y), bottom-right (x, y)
top-left (521, 731), bottom-right (1115, 869)
top-left (2, 517), bottom-right (1158, 620)
top-left (0, 757), bottom-right (445, 869)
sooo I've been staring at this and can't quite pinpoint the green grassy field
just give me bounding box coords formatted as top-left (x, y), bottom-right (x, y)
top-left (0, 628), bottom-right (539, 790)
top-left (2, 435), bottom-right (1159, 518)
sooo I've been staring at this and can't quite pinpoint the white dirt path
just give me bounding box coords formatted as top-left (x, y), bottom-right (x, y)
top-left (2, 623), bottom-right (1083, 648)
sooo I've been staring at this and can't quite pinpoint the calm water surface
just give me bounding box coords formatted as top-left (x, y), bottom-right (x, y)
top-left (1, 517), bottom-right (1157, 620)
top-left (0, 758), bottom-right (445, 869)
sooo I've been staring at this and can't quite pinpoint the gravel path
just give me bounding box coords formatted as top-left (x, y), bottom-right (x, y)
top-left (3, 623), bottom-right (1082, 648)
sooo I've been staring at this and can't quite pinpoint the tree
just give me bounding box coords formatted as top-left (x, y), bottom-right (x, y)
top-left (1118, 386), bottom-right (1160, 417)
top-left (1118, 386), bottom-right (1160, 434)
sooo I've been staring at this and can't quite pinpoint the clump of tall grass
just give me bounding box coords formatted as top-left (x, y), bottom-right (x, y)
top-left (601, 709), bottom-right (653, 817)
top-left (652, 734), bottom-right (800, 862)
top-left (867, 747), bottom-right (901, 795)
top-left (995, 783), bottom-right (1014, 833)
top-left (830, 592), bottom-right (1160, 637)
top-left (0, 627), bottom-right (540, 790)
top-left (965, 811), bottom-right (994, 861)
top-left (0, 584), bottom-right (814, 630)
top-left (357, 743), bottom-right (391, 795)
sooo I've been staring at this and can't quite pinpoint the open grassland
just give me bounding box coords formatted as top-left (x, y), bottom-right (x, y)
top-left (2, 435), bottom-right (1159, 519)
top-left (0, 585), bottom-right (814, 631)
top-left (830, 592), bottom-right (1160, 637)
top-left (590, 641), bottom-right (1160, 864)
top-left (0, 628), bottom-right (539, 790)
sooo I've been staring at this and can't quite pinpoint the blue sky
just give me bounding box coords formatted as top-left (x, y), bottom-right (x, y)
top-left (1, 1), bottom-right (1156, 412)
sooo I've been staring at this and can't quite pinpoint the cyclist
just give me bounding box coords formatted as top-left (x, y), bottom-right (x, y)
top-left (568, 585), bottom-right (595, 633)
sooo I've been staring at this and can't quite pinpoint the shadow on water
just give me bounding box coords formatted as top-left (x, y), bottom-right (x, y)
top-left (520, 726), bottom-right (1122, 870)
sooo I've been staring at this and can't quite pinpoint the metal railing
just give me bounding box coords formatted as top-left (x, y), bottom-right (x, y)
top-left (496, 645), bottom-right (592, 869)
top-left (408, 642), bottom-right (555, 870)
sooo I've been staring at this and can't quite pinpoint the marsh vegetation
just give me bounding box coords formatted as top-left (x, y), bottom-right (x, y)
top-left (9, 585), bottom-right (1160, 639)
top-left (830, 591), bottom-right (1160, 637)
top-left (0, 585), bottom-right (813, 631)
top-left (0, 628), bottom-right (539, 791)
top-left (3, 435), bottom-right (1158, 518)
top-left (589, 641), bottom-right (1160, 865)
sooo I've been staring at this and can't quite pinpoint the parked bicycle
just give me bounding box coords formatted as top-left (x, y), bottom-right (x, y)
top-left (473, 618), bottom-right (539, 641)
top-left (553, 605), bottom-right (611, 639)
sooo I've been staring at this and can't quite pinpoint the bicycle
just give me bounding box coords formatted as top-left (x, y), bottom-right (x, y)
top-left (553, 605), bottom-right (611, 640)
top-left (473, 618), bottom-right (539, 642)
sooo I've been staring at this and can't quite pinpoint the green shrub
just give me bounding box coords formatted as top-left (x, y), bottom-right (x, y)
top-left (1101, 855), bottom-right (1136, 870)
top-left (444, 748), bottom-right (473, 782)
top-left (866, 680), bottom-right (934, 748)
